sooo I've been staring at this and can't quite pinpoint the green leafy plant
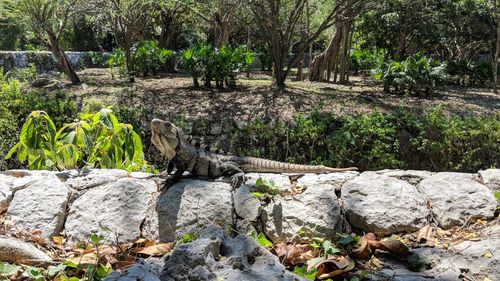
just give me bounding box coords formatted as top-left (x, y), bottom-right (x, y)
top-left (250, 231), bottom-right (273, 248)
top-left (133, 40), bottom-right (173, 76)
top-left (180, 44), bottom-right (253, 88)
top-left (107, 48), bottom-right (127, 79)
top-left (6, 108), bottom-right (150, 171)
top-left (374, 53), bottom-right (449, 96)
top-left (350, 48), bottom-right (386, 75)
top-left (252, 178), bottom-right (280, 198)
top-left (176, 233), bottom-right (197, 246)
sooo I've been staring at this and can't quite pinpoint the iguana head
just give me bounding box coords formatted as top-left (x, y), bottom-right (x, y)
top-left (150, 118), bottom-right (181, 160)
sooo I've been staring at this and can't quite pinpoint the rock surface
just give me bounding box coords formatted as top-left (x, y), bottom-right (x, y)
top-left (342, 172), bottom-right (428, 235)
top-left (159, 225), bottom-right (307, 281)
top-left (479, 168), bottom-right (500, 191)
top-left (0, 237), bottom-right (52, 263)
top-left (418, 172), bottom-right (497, 228)
top-left (5, 176), bottom-right (70, 238)
top-left (152, 179), bottom-right (233, 242)
top-left (65, 177), bottom-right (157, 243)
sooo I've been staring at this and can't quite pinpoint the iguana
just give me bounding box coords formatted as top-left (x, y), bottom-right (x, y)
top-left (150, 118), bottom-right (358, 188)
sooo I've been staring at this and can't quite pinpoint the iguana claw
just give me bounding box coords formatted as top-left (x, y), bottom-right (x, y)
top-left (231, 173), bottom-right (245, 189)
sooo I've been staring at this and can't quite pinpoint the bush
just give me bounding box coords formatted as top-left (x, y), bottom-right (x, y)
top-left (133, 40), bottom-right (173, 76)
top-left (107, 41), bottom-right (173, 78)
top-left (181, 44), bottom-right (253, 88)
top-left (447, 60), bottom-right (494, 86)
top-left (349, 48), bottom-right (385, 75)
top-left (0, 72), bottom-right (78, 170)
top-left (6, 109), bottom-right (150, 171)
top-left (374, 53), bottom-right (449, 96)
top-left (230, 108), bottom-right (499, 172)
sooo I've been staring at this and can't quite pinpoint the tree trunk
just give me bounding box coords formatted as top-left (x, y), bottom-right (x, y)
top-left (493, 0), bottom-right (500, 94)
top-left (308, 26), bottom-right (342, 82)
top-left (48, 33), bottom-right (81, 85)
top-left (338, 21), bottom-right (353, 84)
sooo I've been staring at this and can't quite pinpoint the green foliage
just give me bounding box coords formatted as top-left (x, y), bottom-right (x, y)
top-left (250, 231), bottom-right (273, 248)
top-left (252, 178), bottom-right (280, 197)
top-left (6, 108), bottom-right (150, 171)
top-left (350, 48), bottom-right (386, 74)
top-left (447, 60), bottom-right (496, 86)
top-left (133, 40), bottom-right (173, 76)
top-left (232, 108), bottom-right (499, 172)
top-left (181, 44), bottom-right (253, 88)
top-left (107, 41), bottom-right (173, 78)
top-left (374, 53), bottom-right (449, 96)
top-left (4, 64), bottom-right (38, 82)
top-left (176, 233), bottom-right (197, 246)
top-left (293, 265), bottom-right (316, 280)
top-left (107, 48), bottom-right (127, 79)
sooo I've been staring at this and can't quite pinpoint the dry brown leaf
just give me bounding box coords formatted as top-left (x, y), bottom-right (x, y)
top-left (67, 252), bottom-right (98, 265)
top-left (416, 225), bottom-right (435, 247)
top-left (369, 239), bottom-right (410, 258)
top-left (130, 243), bottom-right (174, 256)
top-left (351, 233), bottom-right (376, 259)
top-left (308, 256), bottom-right (355, 279)
top-left (52, 236), bottom-right (64, 245)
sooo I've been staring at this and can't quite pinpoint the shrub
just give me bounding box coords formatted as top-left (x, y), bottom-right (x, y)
top-left (230, 108), bottom-right (499, 172)
top-left (349, 48), bottom-right (385, 75)
top-left (107, 41), bottom-right (173, 78)
top-left (374, 53), bottom-right (448, 96)
top-left (133, 40), bottom-right (173, 76)
top-left (6, 109), bottom-right (150, 171)
top-left (447, 60), bottom-right (494, 86)
top-left (181, 44), bottom-right (253, 88)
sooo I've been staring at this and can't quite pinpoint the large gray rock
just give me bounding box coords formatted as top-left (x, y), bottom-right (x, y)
top-left (342, 172), bottom-right (428, 235)
top-left (5, 176), bottom-right (71, 238)
top-left (62, 169), bottom-right (129, 190)
top-left (297, 172), bottom-right (359, 192)
top-left (418, 172), bottom-right (497, 228)
top-left (152, 179), bottom-right (233, 242)
top-left (65, 178), bottom-right (157, 243)
top-left (236, 173), bottom-right (344, 242)
top-left (0, 174), bottom-right (15, 212)
top-left (479, 169), bottom-right (500, 192)
top-left (374, 169), bottom-right (434, 185)
top-left (160, 225), bottom-right (307, 281)
top-left (0, 236), bottom-right (52, 263)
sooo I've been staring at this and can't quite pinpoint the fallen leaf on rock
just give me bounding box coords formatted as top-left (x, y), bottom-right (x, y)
top-left (52, 236), bottom-right (64, 245)
top-left (130, 243), bottom-right (174, 256)
top-left (370, 239), bottom-right (410, 258)
top-left (351, 233), bottom-right (376, 259)
top-left (273, 243), bottom-right (317, 266)
top-left (308, 256), bottom-right (355, 279)
top-left (66, 252), bottom-right (98, 265)
top-left (416, 225), bottom-right (435, 247)
top-left (484, 251), bottom-right (493, 258)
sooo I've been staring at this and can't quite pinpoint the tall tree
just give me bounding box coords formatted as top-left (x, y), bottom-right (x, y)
top-left (308, 1), bottom-right (366, 82)
top-left (249, 0), bottom-right (362, 89)
top-left (99, 0), bottom-right (155, 79)
top-left (17, 0), bottom-right (88, 84)
top-left (493, 0), bottom-right (500, 93)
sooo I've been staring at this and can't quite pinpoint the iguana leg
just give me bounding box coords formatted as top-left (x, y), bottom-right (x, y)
top-left (220, 162), bottom-right (245, 189)
top-left (162, 164), bottom-right (186, 190)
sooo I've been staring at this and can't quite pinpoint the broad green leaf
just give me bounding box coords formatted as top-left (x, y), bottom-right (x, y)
top-left (0, 262), bottom-right (21, 276)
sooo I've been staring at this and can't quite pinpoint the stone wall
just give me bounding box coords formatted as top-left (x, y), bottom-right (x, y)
top-left (0, 51), bottom-right (108, 73)
top-left (0, 168), bottom-right (497, 244)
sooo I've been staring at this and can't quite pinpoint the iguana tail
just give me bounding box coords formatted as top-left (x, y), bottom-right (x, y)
top-left (239, 157), bottom-right (357, 173)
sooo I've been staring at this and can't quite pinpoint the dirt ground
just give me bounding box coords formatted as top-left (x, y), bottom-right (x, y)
top-left (68, 68), bottom-right (500, 122)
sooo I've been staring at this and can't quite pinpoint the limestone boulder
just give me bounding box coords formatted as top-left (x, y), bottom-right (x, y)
top-left (297, 172), bottom-right (359, 192)
top-left (342, 172), bottom-right (428, 235)
top-left (62, 169), bottom-right (129, 190)
top-left (418, 172), bottom-right (497, 228)
top-left (478, 169), bottom-right (500, 192)
top-left (65, 178), bottom-right (157, 243)
top-left (5, 176), bottom-right (71, 238)
top-left (152, 179), bottom-right (233, 242)
top-left (159, 225), bottom-right (307, 281)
